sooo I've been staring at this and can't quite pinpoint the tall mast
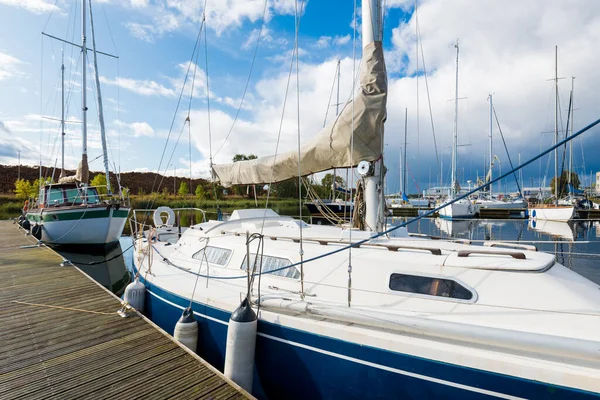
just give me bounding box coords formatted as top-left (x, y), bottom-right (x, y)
top-left (569, 76), bottom-right (575, 197)
top-left (451, 40), bottom-right (459, 199)
top-left (60, 51), bottom-right (65, 179)
top-left (554, 45), bottom-right (558, 206)
top-left (362, 0), bottom-right (384, 232)
top-left (488, 94), bottom-right (492, 198)
top-left (403, 107), bottom-right (408, 195)
top-left (88, 0), bottom-right (111, 194)
top-left (81, 0), bottom-right (87, 163)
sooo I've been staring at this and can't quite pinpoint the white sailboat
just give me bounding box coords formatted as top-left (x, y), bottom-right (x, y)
top-left (130, 2), bottom-right (600, 398)
top-left (438, 42), bottom-right (477, 219)
top-left (24, 0), bottom-right (129, 247)
top-left (530, 46), bottom-right (575, 222)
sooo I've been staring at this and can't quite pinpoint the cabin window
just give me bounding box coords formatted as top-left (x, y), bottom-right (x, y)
top-left (389, 273), bottom-right (473, 300)
top-left (192, 246), bottom-right (232, 266)
top-left (86, 188), bottom-right (100, 203)
top-left (241, 254), bottom-right (300, 279)
top-left (65, 189), bottom-right (84, 204)
top-left (47, 188), bottom-right (64, 205)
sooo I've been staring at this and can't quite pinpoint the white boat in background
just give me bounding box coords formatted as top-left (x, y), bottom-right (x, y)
top-left (529, 219), bottom-right (575, 241)
top-left (530, 205), bottom-right (575, 222)
top-left (129, 2), bottom-right (600, 398)
top-left (23, 0), bottom-right (129, 247)
top-left (529, 47), bottom-right (574, 222)
top-left (476, 197), bottom-right (527, 210)
top-left (438, 42), bottom-right (476, 220)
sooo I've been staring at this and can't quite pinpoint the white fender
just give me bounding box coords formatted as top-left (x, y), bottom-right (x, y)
top-left (224, 299), bottom-right (257, 393)
top-left (153, 206), bottom-right (176, 227)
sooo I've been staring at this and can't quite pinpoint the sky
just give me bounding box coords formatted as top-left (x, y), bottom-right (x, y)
top-left (1, 0), bottom-right (600, 195)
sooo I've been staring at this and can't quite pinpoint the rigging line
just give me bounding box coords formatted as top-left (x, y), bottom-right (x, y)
top-left (204, 4), bottom-right (213, 185)
top-left (154, 118), bottom-right (600, 281)
top-left (414, 2), bottom-right (440, 188)
top-left (415, 0), bottom-right (419, 198)
top-left (142, 17), bottom-right (205, 217)
top-left (294, 0), bottom-right (305, 299)
top-left (213, 0), bottom-right (269, 158)
top-left (348, 0), bottom-right (358, 307)
top-left (322, 60), bottom-right (339, 128)
top-left (42, 0), bottom-right (61, 32)
top-left (259, 0), bottom-right (306, 223)
top-left (492, 106), bottom-right (522, 196)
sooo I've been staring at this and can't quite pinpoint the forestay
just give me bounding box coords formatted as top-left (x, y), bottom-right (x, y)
top-left (212, 41), bottom-right (387, 187)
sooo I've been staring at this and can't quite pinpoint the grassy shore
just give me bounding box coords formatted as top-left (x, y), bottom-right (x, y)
top-left (0, 193), bottom-right (308, 220)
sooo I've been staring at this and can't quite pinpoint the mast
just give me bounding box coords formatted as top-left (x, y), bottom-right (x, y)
top-left (403, 107), bottom-right (408, 196)
top-left (88, 0), bottom-right (111, 194)
top-left (451, 40), bottom-right (459, 199)
top-left (488, 94), bottom-right (492, 198)
top-left (554, 45), bottom-right (558, 206)
top-left (60, 51), bottom-right (65, 179)
top-left (569, 76), bottom-right (575, 198)
top-left (81, 0), bottom-right (88, 177)
top-left (362, 0), bottom-right (384, 232)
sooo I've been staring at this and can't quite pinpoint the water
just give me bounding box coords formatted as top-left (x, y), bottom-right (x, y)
top-left (56, 218), bottom-right (600, 294)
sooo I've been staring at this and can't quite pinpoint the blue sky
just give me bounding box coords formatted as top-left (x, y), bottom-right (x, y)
top-left (1, 0), bottom-right (600, 195)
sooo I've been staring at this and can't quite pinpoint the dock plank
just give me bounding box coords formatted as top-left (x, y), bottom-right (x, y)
top-left (0, 221), bottom-right (252, 399)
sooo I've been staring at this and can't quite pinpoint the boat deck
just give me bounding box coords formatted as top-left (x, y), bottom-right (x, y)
top-left (0, 220), bottom-right (251, 400)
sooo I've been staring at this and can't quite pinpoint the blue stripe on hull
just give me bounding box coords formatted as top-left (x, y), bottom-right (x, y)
top-left (138, 272), bottom-right (599, 400)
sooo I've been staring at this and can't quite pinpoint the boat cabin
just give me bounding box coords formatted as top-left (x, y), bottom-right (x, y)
top-left (37, 183), bottom-right (101, 208)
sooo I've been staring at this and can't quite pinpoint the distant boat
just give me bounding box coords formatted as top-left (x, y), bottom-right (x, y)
top-left (529, 46), bottom-right (574, 221)
top-left (25, 0), bottom-right (129, 247)
top-left (439, 42), bottom-right (476, 220)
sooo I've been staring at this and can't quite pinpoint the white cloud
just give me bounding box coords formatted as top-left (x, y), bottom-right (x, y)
top-left (115, 120), bottom-right (156, 137)
top-left (314, 35), bottom-right (352, 49)
top-left (242, 26), bottom-right (288, 50)
top-left (130, 0), bottom-right (148, 8)
top-left (0, 0), bottom-right (60, 14)
top-left (99, 76), bottom-right (176, 97)
top-left (123, 0), bottom-right (304, 42)
top-left (0, 51), bottom-right (25, 81)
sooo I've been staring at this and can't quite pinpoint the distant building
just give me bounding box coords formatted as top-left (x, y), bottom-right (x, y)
top-left (522, 187), bottom-right (552, 199)
top-left (596, 172), bottom-right (600, 194)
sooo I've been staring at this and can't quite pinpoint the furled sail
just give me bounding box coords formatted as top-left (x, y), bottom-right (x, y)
top-left (212, 41), bottom-right (387, 187)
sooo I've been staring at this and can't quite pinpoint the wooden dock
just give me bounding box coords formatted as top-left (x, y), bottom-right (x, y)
top-left (0, 220), bottom-right (252, 400)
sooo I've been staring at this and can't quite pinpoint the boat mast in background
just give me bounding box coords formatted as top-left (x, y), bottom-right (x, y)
top-left (488, 93), bottom-right (493, 198)
top-left (362, 0), bottom-right (384, 232)
top-left (553, 45), bottom-right (559, 206)
top-left (60, 51), bottom-right (65, 179)
top-left (89, 0), bottom-right (112, 194)
top-left (81, 0), bottom-right (88, 184)
top-left (451, 40), bottom-right (459, 199)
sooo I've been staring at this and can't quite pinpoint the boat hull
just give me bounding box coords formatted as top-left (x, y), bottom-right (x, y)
top-left (439, 199), bottom-right (477, 219)
top-left (27, 206), bottom-right (129, 246)
top-left (134, 264), bottom-right (597, 400)
top-left (529, 206), bottom-right (574, 222)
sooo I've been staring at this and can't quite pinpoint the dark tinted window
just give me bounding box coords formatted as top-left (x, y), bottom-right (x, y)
top-left (389, 273), bottom-right (473, 300)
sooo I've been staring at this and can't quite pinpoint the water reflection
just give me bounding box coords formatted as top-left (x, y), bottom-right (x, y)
top-left (528, 219), bottom-right (575, 241)
top-left (56, 237), bottom-right (133, 296)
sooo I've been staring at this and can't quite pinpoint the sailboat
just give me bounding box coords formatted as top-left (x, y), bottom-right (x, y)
top-left (438, 42), bottom-right (477, 219)
top-left (25, 0), bottom-right (129, 247)
top-left (529, 46), bottom-right (575, 222)
top-left (476, 95), bottom-right (527, 212)
top-left (131, 2), bottom-right (600, 398)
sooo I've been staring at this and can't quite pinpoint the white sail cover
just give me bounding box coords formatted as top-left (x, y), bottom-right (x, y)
top-left (213, 41), bottom-right (387, 187)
